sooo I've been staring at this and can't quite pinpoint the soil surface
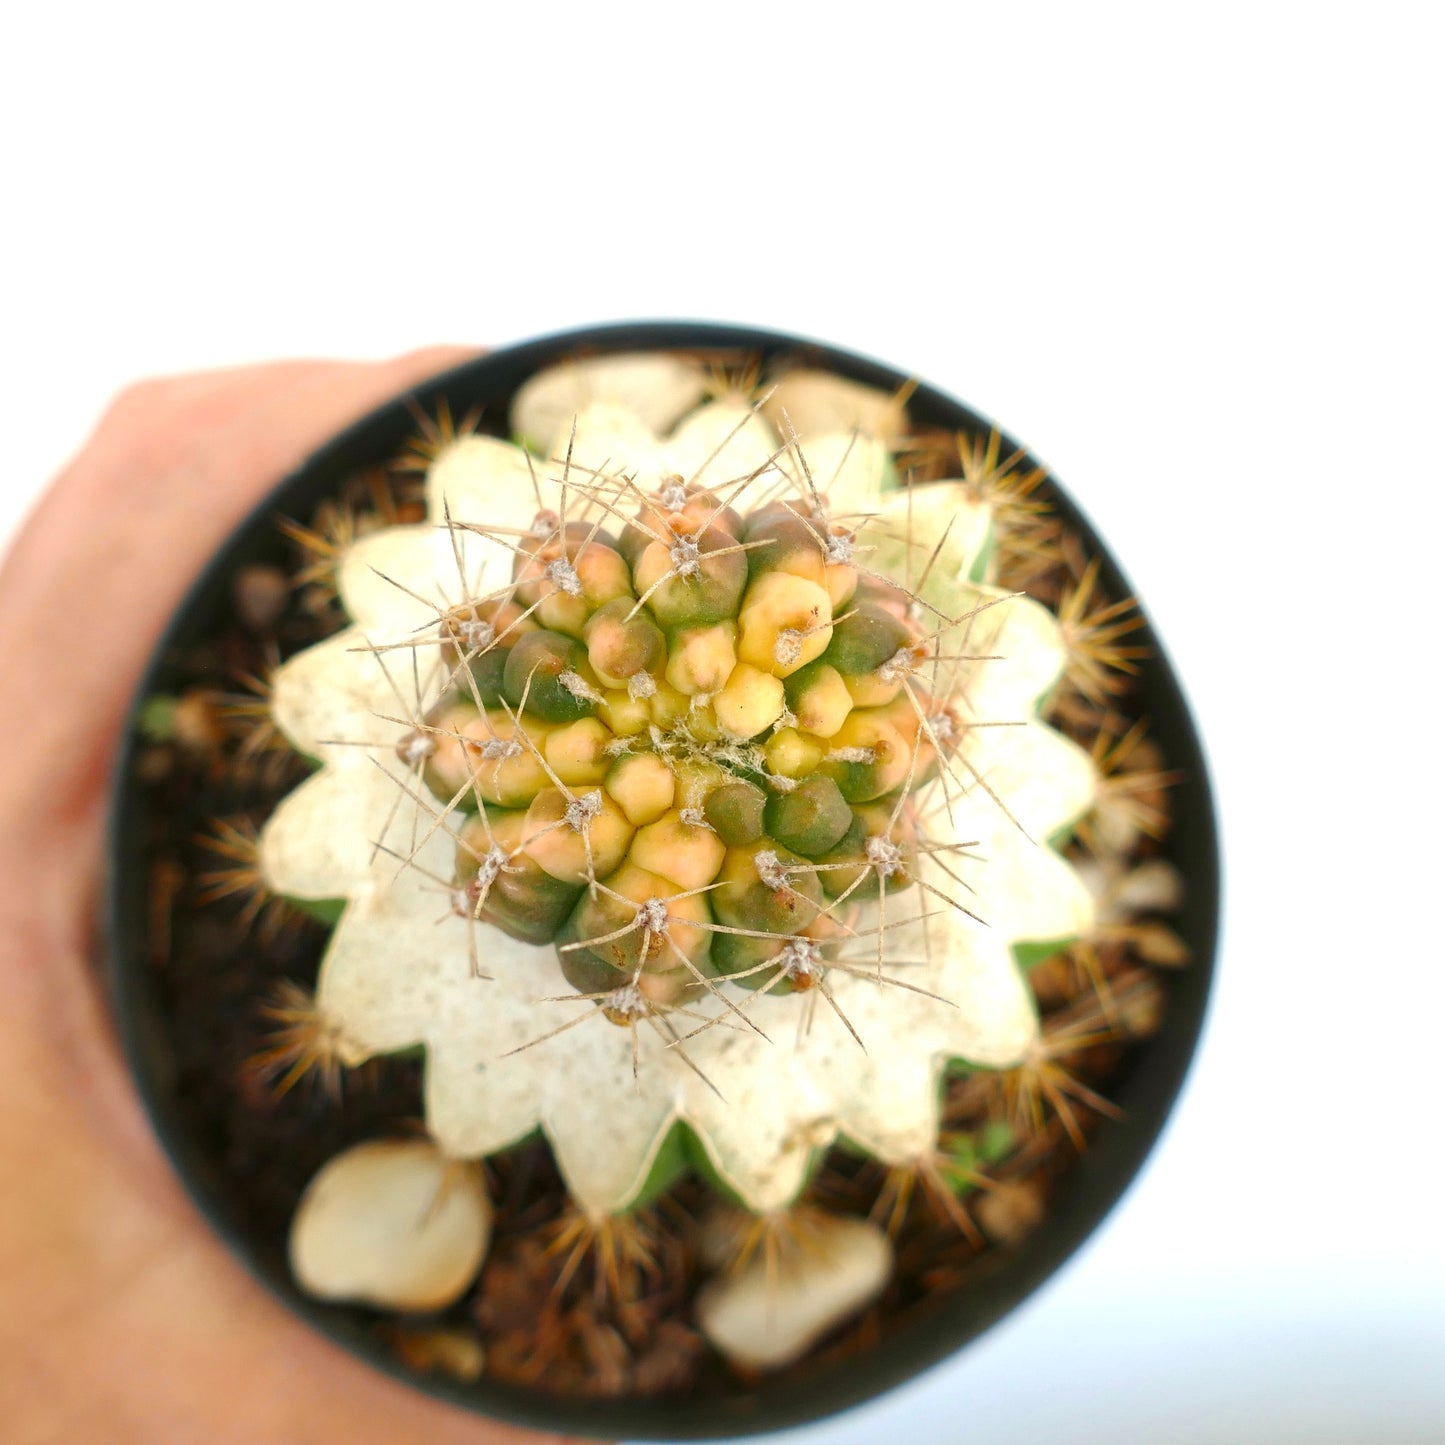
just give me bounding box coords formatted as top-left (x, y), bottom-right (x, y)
top-left (123, 396), bottom-right (1190, 1406)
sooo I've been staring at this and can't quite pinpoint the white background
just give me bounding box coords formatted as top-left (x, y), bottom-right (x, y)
top-left (3, 4), bottom-right (1442, 1442)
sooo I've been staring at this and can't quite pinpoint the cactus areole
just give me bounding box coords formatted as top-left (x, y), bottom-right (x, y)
top-left (107, 324), bottom-right (1217, 1437)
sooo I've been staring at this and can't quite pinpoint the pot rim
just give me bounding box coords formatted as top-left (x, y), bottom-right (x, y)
top-left (105, 320), bottom-right (1220, 1440)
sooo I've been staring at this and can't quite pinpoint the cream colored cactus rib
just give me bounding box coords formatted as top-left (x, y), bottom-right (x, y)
top-left (260, 353), bottom-right (1096, 1218)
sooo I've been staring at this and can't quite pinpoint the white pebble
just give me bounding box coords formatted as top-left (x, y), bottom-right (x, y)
top-left (696, 1215), bottom-right (892, 1370)
top-left (289, 1139), bottom-right (491, 1312)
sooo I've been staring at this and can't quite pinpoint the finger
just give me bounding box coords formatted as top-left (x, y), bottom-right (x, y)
top-left (0, 347), bottom-right (478, 842)
top-left (0, 351), bottom-right (601, 1445)
top-left (12, 345), bottom-right (477, 571)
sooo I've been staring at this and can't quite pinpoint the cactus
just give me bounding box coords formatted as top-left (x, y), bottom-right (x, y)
top-left (227, 347), bottom-right (1184, 1377)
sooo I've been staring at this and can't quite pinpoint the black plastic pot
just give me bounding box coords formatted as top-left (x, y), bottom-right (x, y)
top-left (106, 321), bottom-right (1219, 1439)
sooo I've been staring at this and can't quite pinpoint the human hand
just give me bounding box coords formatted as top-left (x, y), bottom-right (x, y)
top-left (0, 352), bottom-right (583, 1445)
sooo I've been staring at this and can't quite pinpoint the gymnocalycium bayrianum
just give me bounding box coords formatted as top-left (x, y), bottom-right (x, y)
top-left (267, 353), bottom-right (1102, 1369)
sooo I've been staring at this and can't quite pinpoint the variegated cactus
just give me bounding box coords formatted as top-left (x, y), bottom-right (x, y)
top-left (263, 352), bottom-right (1100, 1339)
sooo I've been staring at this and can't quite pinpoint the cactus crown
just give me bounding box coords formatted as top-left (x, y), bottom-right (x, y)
top-left (261, 354), bottom-right (1095, 1216)
top-left (435, 483), bottom-right (969, 1006)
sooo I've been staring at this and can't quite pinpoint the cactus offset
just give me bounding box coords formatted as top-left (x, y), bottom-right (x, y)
top-left (259, 352), bottom-right (1097, 1257)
